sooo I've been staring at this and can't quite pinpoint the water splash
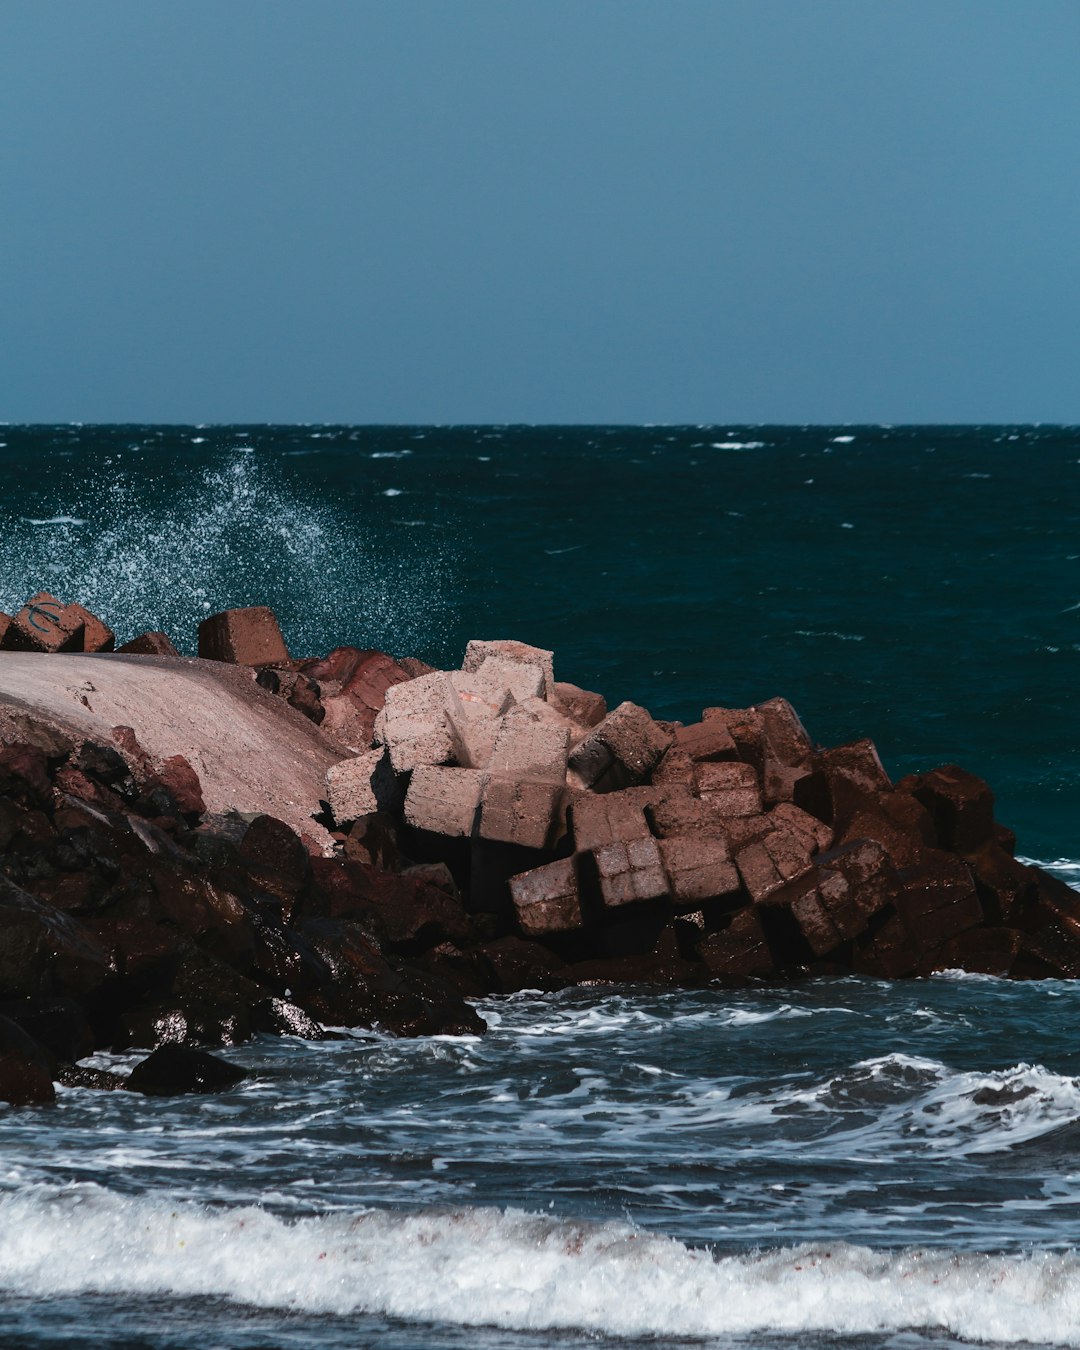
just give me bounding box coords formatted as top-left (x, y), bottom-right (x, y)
top-left (0, 453), bottom-right (455, 659)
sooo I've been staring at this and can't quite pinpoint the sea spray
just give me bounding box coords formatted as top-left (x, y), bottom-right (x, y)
top-left (0, 449), bottom-right (457, 660)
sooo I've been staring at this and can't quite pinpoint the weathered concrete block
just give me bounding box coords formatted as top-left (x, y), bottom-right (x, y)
top-left (326, 751), bottom-right (386, 826)
top-left (474, 655), bottom-right (545, 704)
top-left (735, 828), bottom-right (811, 904)
top-left (701, 706), bottom-right (767, 775)
top-left (592, 836), bottom-right (669, 908)
top-left (895, 855), bottom-right (983, 951)
top-left (815, 838), bottom-right (902, 920)
top-left (698, 909), bottom-right (774, 979)
top-left (756, 697), bottom-right (814, 768)
top-left (0, 612), bottom-right (11, 645)
top-left (694, 761), bottom-right (762, 816)
top-left (818, 739), bottom-right (893, 825)
top-left (376, 672), bottom-right (454, 773)
top-left (651, 746), bottom-right (696, 788)
top-left (477, 774), bottom-right (563, 850)
top-left (462, 639), bottom-right (555, 701)
top-left (920, 926), bottom-right (1021, 977)
top-left (907, 764), bottom-right (996, 854)
top-left (117, 630), bottom-right (180, 657)
top-left (674, 720), bottom-right (738, 762)
top-left (66, 604), bottom-right (115, 652)
top-left (658, 836), bottom-right (739, 907)
top-left (509, 857), bottom-right (583, 936)
top-left (197, 606), bottom-right (289, 666)
top-left (569, 790), bottom-right (653, 851)
top-left (568, 702), bottom-right (673, 793)
top-left (445, 671), bottom-right (513, 768)
top-left (404, 764), bottom-right (484, 838)
top-left (514, 695), bottom-right (590, 747)
top-left (646, 789), bottom-right (726, 840)
top-left (768, 802), bottom-right (833, 854)
top-left (0, 592), bottom-right (85, 653)
top-left (489, 709), bottom-right (569, 782)
top-left (554, 681), bottom-right (607, 728)
top-left (852, 912), bottom-right (920, 978)
top-left (320, 693), bottom-right (378, 754)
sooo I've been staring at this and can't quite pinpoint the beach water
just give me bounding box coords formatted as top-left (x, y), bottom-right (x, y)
top-left (1, 424), bottom-right (1078, 1349)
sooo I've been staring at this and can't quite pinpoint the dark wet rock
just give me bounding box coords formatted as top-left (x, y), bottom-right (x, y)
top-left (56, 1063), bottom-right (127, 1090)
top-left (125, 1044), bottom-right (248, 1096)
top-left (0, 1014), bottom-right (56, 1106)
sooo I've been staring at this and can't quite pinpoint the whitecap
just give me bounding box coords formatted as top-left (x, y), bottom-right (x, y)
top-left (22, 515), bottom-right (88, 526)
top-left (382, 488), bottom-right (403, 497)
top-left (831, 435), bottom-right (855, 443)
top-left (709, 441), bottom-right (766, 450)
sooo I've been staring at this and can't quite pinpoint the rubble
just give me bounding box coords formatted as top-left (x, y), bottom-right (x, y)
top-left (1, 594), bottom-right (1079, 1104)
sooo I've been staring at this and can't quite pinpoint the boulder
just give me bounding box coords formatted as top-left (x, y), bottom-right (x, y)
top-left (0, 1015), bottom-right (55, 1106)
top-left (67, 604), bottom-right (115, 653)
top-left (125, 1044), bottom-right (248, 1096)
top-left (117, 631), bottom-right (179, 657)
top-left (510, 857), bottom-right (583, 936)
top-left (568, 702), bottom-right (672, 792)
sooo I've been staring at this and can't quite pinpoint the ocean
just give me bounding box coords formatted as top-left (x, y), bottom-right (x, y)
top-left (1, 423), bottom-right (1078, 1349)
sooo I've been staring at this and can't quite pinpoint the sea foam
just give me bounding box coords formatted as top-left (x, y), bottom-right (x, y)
top-left (2, 1186), bottom-right (1080, 1342)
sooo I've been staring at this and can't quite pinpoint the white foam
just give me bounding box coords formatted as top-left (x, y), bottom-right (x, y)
top-left (832, 435), bottom-right (856, 443)
top-left (709, 441), bottom-right (766, 450)
top-left (21, 515), bottom-right (88, 526)
top-left (3, 1187), bottom-right (1080, 1342)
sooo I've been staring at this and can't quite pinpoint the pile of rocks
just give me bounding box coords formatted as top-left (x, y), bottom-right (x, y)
top-left (2, 592), bottom-right (1079, 1106)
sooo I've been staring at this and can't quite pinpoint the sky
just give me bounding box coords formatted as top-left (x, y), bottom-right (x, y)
top-left (3, 1), bottom-right (1079, 424)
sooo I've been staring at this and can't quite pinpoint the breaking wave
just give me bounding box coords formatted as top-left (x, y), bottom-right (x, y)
top-left (2, 1186), bottom-right (1080, 1342)
top-left (0, 452), bottom-right (454, 659)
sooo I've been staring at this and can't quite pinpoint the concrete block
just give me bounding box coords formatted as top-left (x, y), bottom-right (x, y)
top-left (117, 630), bottom-right (180, 657)
top-left (756, 697), bottom-right (814, 767)
top-left (376, 671), bottom-right (454, 773)
top-left (658, 836), bottom-right (739, 907)
top-left (768, 802), bottom-right (833, 854)
top-left (197, 606), bottom-right (289, 666)
top-left (0, 592), bottom-right (85, 653)
top-left (445, 671), bottom-right (513, 768)
top-left (694, 761), bottom-right (762, 816)
top-left (514, 695), bottom-right (590, 746)
top-left (489, 709), bottom-right (569, 782)
top-left (819, 739), bottom-right (893, 826)
top-left (651, 746), bottom-right (696, 788)
top-left (67, 604), bottom-right (115, 652)
top-left (474, 655), bottom-right (545, 704)
top-left (509, 857), bottom-right (583, 936)
top-left (592, 836), bottom-right (669, 908)
top-left (569, 789), bottom-right (654, 851)
top-left (554, 681), bottom-right (607, 728)
top-left (0, 612), bottom-right (10, 645)
top-left (568, 701), bottom-right (673, 792)
top-left (462, 639), bottom-right (555, 701)
top-left (404, 764), bottom-right (484, 838)
top-left (325, 751), bottom-right (385, 825)
top-left (701, 706), bottom-right (767, 775)
top-left (907, 764), bottom-right (996, 853)
top-left (646, 789), bottom-right (726, 839)
top-left (477, 773), bottom-right (563, 850)
top-left (674, 720), bottom-right (738, 761)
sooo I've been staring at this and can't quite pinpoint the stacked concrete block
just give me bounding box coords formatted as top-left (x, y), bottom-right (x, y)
top-left (905, 765), bottom-right (996, 853)
top-left (699, 909), bottom-right (774, 979)
top-left (673, 719), bottom-right (738, 762)
top-left (569, 789), bottom-right (655, 851)
top-left (488, 711), bottom-right (569, 782)
top-left (509, 857), bottom-right (583, 936)
top-left (477, 775), bottom-right (564, 850)
top-left (658, 836), bottom-right (740, 908)
top-left (67, 604), bottom-right (115, 653)
top-left (462, 639), bottom-right (555, 702)
top-left (404, 765), bottom-right (484, 838)
top-left (694, 762), bottom-right (762, 816)
top-left (375, 672), bottom-right (455, 774)
top-left (735, 827), bottom-right (813, 903)
top-left (895, 855), bottom-right (984, 951)
top-left (591, 836), bottom-right (669, 909)
top-left (569, 702), bottom-right (673, 793)
top-left (445, 671), bottom-right (514, 768)
top-left (817, 739), bottom-right (893, 827)
top-left (553, 681), bottom-right (607, 729)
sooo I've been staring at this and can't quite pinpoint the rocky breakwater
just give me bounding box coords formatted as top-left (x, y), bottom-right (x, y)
top-left (1, 592), bottom-right (1079, 1107)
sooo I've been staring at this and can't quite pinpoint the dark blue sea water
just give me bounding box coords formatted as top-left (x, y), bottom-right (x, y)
top-left (1, 425), bottom-right (1079, 1349)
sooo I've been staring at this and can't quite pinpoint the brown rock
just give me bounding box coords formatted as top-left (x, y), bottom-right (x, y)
top-left (0, 612), bottom-right (11, 645)
top-left (510, 857), bottom-right (584, 936)
top-left (343, 813), bottom-right (401, 871)
top-left (66, 604), bottom-right (115, 653)
top-left (568, 702), bottom-right (672, 793)
top-left (478, 936), bottom-right (568, 993)
top-left (919, 927), bottom-right (1022, 977)
top-left (197, 606), bottom-right (289, 666)
top-left (0, 1015), bottom-right (56, 1106)
top-left (0, 592), bottom-right (85, 653)
top-left (852, 912), bottom-right (920, 978)
top-left (117, 631), bottom-right (179, 657)
top-left (156, 755), bottom-right (205, 820)
top-left (396, 656), bottom-right (438, 679)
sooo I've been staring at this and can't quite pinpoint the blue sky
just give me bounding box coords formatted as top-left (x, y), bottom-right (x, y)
top-left (3, 1), bottom-right (1078, 423)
